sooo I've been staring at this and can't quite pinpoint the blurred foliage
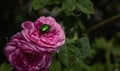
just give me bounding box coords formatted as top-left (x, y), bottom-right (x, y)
top-left (32, 0), bottom-right (93, 71)
top-left (0, 0), bottom-right (120, 71)
top-left (49, 32), bottom-right (120, 71)
top-left (32, 0), bottom-right (94, 16)
top-left (0, 63), bottom-right (12, 71)
top-left (55, 36), bottom-right (90, 71)
top-left (81, 32), bottom-right (120, 71)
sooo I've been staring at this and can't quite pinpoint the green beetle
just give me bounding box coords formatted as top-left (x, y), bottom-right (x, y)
top-left (39, 24), bottom-right (50, 32)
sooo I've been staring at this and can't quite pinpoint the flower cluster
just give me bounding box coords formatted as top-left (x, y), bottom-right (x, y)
top-left (4, 16), bottom-right (65, 71)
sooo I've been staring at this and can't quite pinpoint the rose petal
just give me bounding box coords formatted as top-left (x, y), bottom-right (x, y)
top-left (22, 21), bottom-right (35, 30)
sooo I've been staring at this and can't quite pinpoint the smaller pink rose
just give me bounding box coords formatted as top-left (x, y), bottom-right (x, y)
top-left (4, 33), bottom-right (52, 71)
top-left (21, 16), bottom-right (65, 52)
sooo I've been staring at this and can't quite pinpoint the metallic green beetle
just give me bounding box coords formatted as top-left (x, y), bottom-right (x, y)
top-left (39, 24), bottom-right (50, 32)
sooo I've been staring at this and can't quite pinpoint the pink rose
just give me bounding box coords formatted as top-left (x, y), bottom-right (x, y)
top-left (21, 16), bottom-right (65, 52)
top-left (4, 33), bottom-right (52, 71)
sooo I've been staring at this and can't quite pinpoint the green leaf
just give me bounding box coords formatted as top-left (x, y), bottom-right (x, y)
top-left (32, 0), bottom-right (49, 10)
top-left (75, 36), bottom-right (91, 59)
top-left (58, 36), bottom-right (90, 70)
top-left (71, 58), bottom-right (90, 71)
top-left (58, 44), bottom-right (79, 68)
top-left (76, 0), bottom-right (94, 14)
top-left (90, 63), bottom-right (105, 71)
top-left (0, 63), bottom-right (12, 71)
top-left (53, 0), bottom-right (60, 5)
top-left (92, 37), bottom-right (108, 49)
top-left (66, 38), bottom-right (74, 44)
top-left (49, 60), bottom-right (61, 71)
top-left (62, 0), bottom-right (76, 12)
